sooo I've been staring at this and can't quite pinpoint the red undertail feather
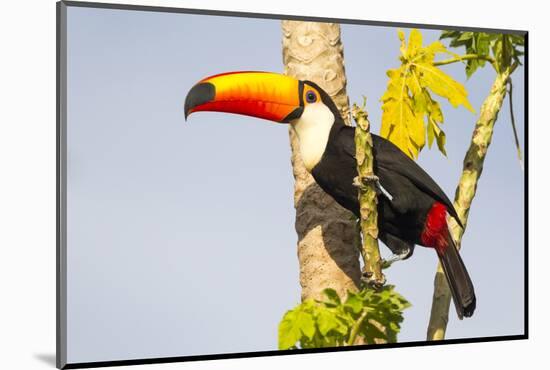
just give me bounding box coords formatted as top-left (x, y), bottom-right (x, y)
top-left (421, 202), bottom-right (449, 255)
top-left (421, 202), bottom-right (476, 319)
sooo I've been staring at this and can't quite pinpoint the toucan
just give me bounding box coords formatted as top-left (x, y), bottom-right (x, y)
top-left (184, 71), bottom-right (476, 319)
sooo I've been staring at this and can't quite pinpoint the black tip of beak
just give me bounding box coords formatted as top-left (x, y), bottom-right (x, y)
top-left (184, 82), bottom-right (216, 120)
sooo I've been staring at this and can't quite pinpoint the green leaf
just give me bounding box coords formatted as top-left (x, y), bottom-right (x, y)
top-left (440, 31), bottom-right (524, 75)
top-left (278, 300), bottom-right (316, 349)
top-left (279, 287), bottom-right (411, 348)
top-left (322, 288), bottom-right (341, 305)
top-left (389, 321), bottom-right (400, 332)
top-left (344, 292), bottom-right (363, 314)
top-left (510, 34), bottom-right (525, 46)
top-left (457, 31), bottom-right (474, 41)
top-left (465, 59), bottom-right (479, 78)
top-left (476, 34), bottom-right (490, 57)
top-left (278, 309), bottom-right (303, 349)
top-left (298, 310), bottom-right (316, 340)
top-left (439, 30), bottom-right (460, 40)
top-left (317, 309), bottom-right (340, 336)
top-left (449, 38), bottom-right (469, 48)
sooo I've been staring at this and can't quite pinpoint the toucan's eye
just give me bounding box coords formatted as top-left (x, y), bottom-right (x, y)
top-left (305, 90), bottom-right (317, 103)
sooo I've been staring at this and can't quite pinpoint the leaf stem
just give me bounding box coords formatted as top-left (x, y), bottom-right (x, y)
top-left (507, 77), bottom-right (524, 171)
top-left (434, 54), bottom-right (496, 68)
top-left (347, 308), bottom-right (369, 346)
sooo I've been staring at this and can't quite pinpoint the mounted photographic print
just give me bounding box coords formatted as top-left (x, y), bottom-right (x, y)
top-left (57, 1), bottom-right (528, 368)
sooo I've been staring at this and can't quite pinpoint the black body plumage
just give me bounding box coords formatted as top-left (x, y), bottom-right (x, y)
top-left (310, 115), bottom-right (476, 319)
top-left (311, 119), bottom-right (461, 253)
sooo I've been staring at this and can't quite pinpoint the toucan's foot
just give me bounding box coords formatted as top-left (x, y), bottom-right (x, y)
top-left (381, 250), bottom-right (413, 269)
top-left (361, 270), bottom-right (386, 290)
top-left (352, 175), bottom-right (379, 188)
top-left (352, 176), bottom-right (393, 202)
top-left (362, 174), bottom-right (380, 184)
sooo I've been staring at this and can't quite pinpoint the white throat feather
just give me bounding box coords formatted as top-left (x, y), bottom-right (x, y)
top-left (291, 103), bottom-right (335, 172)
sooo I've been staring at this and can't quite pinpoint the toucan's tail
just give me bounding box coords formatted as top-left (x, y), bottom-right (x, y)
top-left (438, 235), bottom-right (476, 319)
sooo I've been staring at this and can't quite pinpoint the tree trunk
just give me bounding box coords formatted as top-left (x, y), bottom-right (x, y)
top-left (281, 21), bottom-right (361, 301)
top-left (427, 66), bottom-right (514, 340)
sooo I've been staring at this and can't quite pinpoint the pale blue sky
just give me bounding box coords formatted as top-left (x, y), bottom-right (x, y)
top-left (66, 6), bottom-right (525, 363)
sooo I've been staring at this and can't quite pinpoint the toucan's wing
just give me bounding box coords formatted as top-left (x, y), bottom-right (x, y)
top-left (371, 134), bottom-right (463, 228)
top-left (379, 231), bottom-right (415, 259)
top-left (340, 126), bottom-right (462, 228)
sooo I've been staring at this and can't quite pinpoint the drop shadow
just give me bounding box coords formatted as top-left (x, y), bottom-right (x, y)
top-left (34, 353), bottom-right (56, 367)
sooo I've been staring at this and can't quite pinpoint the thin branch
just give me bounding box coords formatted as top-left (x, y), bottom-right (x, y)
top-left (352, 99), bottom-right (385, 289)
top-left (346, 308), bottom-right (369, 346)
top-left (434, 54), bottom-right (496, 68)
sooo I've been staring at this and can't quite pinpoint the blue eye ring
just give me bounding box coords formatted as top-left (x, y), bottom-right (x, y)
top-left (305, 90), bottom-right (317, 103)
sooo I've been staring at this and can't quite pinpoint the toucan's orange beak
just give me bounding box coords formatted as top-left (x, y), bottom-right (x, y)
top-left (184, 71), bottom-right (303, 123)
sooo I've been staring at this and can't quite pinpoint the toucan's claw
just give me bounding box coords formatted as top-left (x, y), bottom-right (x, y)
top-left (362, 174), bottom-right (380, 184)
top-left (352, 176), bottom-right (394, 202)
top-left (352, 175), bottom-right (379, 189)
top-left (361, 270), bottom-right (386, 290)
